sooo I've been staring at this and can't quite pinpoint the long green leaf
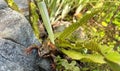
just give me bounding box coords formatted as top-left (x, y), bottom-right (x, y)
top-left (37, 2), bottom-right (55, 44)
top-left (61, 48), bottom-right (105, 64)
top-left (104, 58), bottom-right (120, 71)
top-left (4, 0), bottom-right (20, 12)
top-left (100, 46), bottom-right (120, 71)
top-left (29, 2), bottom-right (41, 42)
top-left (58, 9), bottom-right (100, 40)
top-left (49, 0), bottom-right (57, 21)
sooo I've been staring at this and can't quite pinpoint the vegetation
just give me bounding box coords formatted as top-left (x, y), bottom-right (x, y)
top-left (5, 0), bottom-right (120, 71)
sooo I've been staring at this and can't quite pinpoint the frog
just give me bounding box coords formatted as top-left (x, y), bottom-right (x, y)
top-left (25, 40), bottom-right (56, 57)
top-left (25, 40), bottom-right (56, 71)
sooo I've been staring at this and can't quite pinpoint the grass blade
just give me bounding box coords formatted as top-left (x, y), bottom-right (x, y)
top-left (37, 2), bottom-right (55, 44)
top-left (58, 9), bottom-right (100, 40)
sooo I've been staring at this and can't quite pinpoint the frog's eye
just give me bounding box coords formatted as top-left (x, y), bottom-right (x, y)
top-left (39, 48), bottom-right (42, 51)
top-left (38, 51), bottom-right (43, 57)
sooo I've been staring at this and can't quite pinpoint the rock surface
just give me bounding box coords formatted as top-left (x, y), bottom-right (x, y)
top-left (0, 0), bottom-right (29, 16)
top-left (0, 4), bottom-right (51, 71)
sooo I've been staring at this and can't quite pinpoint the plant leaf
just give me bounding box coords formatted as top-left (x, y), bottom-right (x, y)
top-left (55, 39), bottom-right (75, 49)
top-left (84, 40), bottom-right (101, 53)
top-left (58, 9), bottom-right (100, 40)
top-left (37, 2), bottom-right (55, 44)
top-left (4, 0), bottom-right (20, 12)
top-left (100, 46), bottom-right (120, 71)
top-left (49, 0), bottom-right (57, 22)
top-left (104, 57), bottom-right (120, 71)
top-left (61, 48), bottom-right (105, 64)
top-left (29, 2), bottom-right (40, 42)
top-left (105, 51), bottom-right (120, 64)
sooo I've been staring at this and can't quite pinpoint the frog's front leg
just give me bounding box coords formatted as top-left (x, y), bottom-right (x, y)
top-left (25, 45), bottom-right (40, 55)
top-left (25, 44), bottom-right (50, 57)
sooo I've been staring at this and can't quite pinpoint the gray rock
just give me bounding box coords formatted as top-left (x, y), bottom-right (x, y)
top-left (14, 0), bottom-right (29, 16)
top-left (0, 7), bottom-right (39, 47)
top-left (0, 0), bottom-right (7, 5)
top-left (0, 38), bottom-right (37, 71)
top-left (0, 5), bottom-right (51, 71)
top-left (0, 0), bottom-right (29, 16)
